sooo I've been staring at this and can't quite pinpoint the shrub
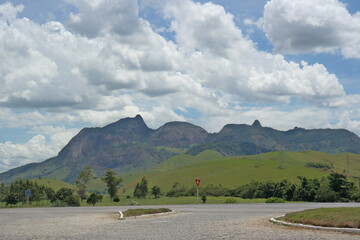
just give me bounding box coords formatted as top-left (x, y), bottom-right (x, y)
top-left (128, 200), bottom-right (138, 206)
top-left (305, 162), bottom-right (332, 170)
top-left (201, 195), bottom-right (207, 203)
top-left (64, 195), bottom-right (80, 206)
top-left (266, 197), bottom-right (286, 203)
top-left (87, 193), bottom-right (103, 206)
top-left (113, 197), bottom-right (120, 202)
top-left (224, 198), bottom-right (237, 204)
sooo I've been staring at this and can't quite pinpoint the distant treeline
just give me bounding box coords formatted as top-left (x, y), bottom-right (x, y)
top-left (167, 173), bottom-right (360, 202)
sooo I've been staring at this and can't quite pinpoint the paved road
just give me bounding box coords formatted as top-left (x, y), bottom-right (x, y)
top-left (0, 203), bottom-right (360, 239)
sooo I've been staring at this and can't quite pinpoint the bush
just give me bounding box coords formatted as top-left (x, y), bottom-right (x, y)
top-left (5, 193), bottom-right (18, 206)
top-left (113, 197), bottom-right (120, 202)
top-left (201, 195), bottom-right (207, 203)
top-left (64, 195), bottom-right (80, 206)
top-left (87, 193), bottom-right (103, 206)
top-left (128, 200), bottom-right (138, 206)
top-left (224, 198), bottom-right (237, 204)
top-left (266, 197), bottom-right (286, 203)
top-left (305, 162), bottom-right (332, 170)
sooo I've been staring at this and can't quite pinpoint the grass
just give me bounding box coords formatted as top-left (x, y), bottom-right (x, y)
top-left (122, 208), bottom-right (172, 217)
top-left (0, 196), bottom-right (266, 208)
top-left (78, 196), bottom-right (266, 206)
top-left (282, 207), bottom-right (360, 228)
top-left (32, 178), bottom-right (76, 191)
top-left (117, 150), bottom-right (360, 195)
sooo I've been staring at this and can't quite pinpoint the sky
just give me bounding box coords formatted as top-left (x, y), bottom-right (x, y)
top-left (0, 0), bottom-right (360, 173)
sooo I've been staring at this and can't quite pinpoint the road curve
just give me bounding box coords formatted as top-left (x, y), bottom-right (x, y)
top-left (1, 203), bottom-right (359, 239)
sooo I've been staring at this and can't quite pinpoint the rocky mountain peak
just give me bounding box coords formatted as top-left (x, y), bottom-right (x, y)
top-left (252, 120), bottom-right (262, 127)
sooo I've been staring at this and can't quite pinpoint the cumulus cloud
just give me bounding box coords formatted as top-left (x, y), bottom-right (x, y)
top-left (0, 0), bottom-right (360, 173)
top-left (261, 0), bottom-right (360, 58)
top-left (0, 128), bottom-right (79, 173)
top-left (162, 0), bottom-right (345, 103)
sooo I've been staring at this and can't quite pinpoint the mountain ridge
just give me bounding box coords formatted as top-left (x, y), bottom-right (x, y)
top-left (1, 115), bottom-right (360, 183)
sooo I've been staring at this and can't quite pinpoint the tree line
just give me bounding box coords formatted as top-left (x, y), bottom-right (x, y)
top-left (166, 173), bottom-right (360, 202)
top-left (1, 170), bottom-right (359, 207)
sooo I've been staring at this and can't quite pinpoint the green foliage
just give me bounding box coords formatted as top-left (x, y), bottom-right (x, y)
top-left (102, 169), bottom-right (123, 200)
top-left (305, 162), bottom-right (332, 170)
top-left (224, 198), bottom-right (238, 204)
top-left (151, 186), bottom-right (161, 199)
top-left (201, 195), bottom-right (207, 203)
top-left (51, 187), bottom-right (80, 207)
top-left (4, 179), bottom-right (54, 205)
top-left (327, 173), bottom-right (355, 201)
top-left (266, 197), bottom-right (286, 203)
top-left (87, 193), bottom-right (103, 206)
top-left (76, 166), bottom-right (94, 200)
top-left (133, 177), bottom-right (149, 198)
top-left (5, 193), bottom-right (18, 206)
top-left (166, 182), bottom-right (194, 197)
top-left (113, 197), bottom-right (120, 202)
top-left (0, 183), bottom-right (9, 202)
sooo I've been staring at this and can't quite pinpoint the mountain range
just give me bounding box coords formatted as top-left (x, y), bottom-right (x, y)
top-left (1, 114), bottom-right (360, 183)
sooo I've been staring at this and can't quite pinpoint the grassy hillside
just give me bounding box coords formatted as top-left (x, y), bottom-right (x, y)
top-left (118, 151), bottom-right (360, 195)
top-left (32, 178), bottom-right (76, 191)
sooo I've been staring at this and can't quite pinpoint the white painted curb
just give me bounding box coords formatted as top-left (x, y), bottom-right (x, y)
top-left (270, 215), bottom-right (360, 234)
top-left (118, 211), bottom-right (124, 220)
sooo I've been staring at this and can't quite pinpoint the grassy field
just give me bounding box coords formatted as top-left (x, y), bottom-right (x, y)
top-left (32, 178), bottom-right (76, 191)
top-left (283, 207), bottom-right (360, 228)
top-left (3, 150), bottom-right (360, 198)
top-left (117, 150), bottom-right (360, 195)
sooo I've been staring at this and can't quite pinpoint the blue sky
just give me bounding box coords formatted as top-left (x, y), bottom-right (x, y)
top-left (0, 0), bottom-right (360, 173)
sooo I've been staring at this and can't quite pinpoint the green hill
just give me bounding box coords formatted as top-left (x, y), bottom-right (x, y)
top-left (2, 115), bottom-right (360, 184)
top-left (118, 151), bottom-right (360, 195)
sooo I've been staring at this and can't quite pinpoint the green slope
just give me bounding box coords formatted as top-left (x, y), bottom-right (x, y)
top-left (119, 151), bottom-right (360, 195)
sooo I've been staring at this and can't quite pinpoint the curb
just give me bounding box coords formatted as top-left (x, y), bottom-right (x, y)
top-left (270, 216), bottom-right (360, 234)
top-left (118, 210), bottom-right (176, 220)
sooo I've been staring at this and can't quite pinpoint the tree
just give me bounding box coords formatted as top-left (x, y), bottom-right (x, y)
top-left (151, 186), bottom-right (161, 199)
top-left (51, 187), bottom-right (80, 207)
top-left (0, 183), bottom-right (9, 202)
top-left (133, 177), bottom-right (148, 199)
top-left (102, 169), bottom-right (123, 200)
top-left (87, 193), bottom-right (103, 206)
top-left (5, 193), bottom-right (18, 206)
top-left (76, 166), bottom-right (94, 201)
top-left (328, 173), bottom-right (355, 201)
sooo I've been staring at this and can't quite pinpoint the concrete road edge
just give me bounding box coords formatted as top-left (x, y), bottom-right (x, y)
top-left (269, 215), bottom-right (360, 234)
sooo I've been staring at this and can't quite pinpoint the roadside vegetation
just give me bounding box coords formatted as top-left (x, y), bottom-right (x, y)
top-left (1, 165), bottom-right (360, 208)
top-left (282, 207), bottom-right (360, 228)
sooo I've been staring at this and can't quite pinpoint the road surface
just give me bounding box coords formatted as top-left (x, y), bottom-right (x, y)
top-left (0, 203), bottom-right (360, 239)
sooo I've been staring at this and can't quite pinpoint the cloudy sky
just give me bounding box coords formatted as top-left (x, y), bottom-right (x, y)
top-left (0, 0), bottom-right (360, 173)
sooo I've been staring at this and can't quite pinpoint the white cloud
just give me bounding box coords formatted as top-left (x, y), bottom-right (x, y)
top-left (0, 127), bottom-right (79, 173)
top-left (261, 0), bottom-right (360, 58)
top-left (162, 0), bottom-right (345, 103)
top-left (0, 0), bottom-right (360, 173)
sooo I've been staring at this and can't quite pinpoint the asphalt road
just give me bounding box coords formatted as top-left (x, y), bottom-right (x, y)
top-left (0, 203), bottom-right (360, 239)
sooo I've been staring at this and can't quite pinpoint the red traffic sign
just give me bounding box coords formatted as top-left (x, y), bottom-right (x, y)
top-left (195, 179), bottom-right (201, 187)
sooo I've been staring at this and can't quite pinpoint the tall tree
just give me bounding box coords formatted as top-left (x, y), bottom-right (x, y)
top-left (76, 166), bottom-right (94, 200)
top-left (102, 169), bottom-right (123, 200)
top-left (151, 186), bottom-right (161, 199)
top-left (133, 177), bottom-right (149, 198)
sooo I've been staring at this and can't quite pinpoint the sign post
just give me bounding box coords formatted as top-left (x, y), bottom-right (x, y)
top-left (195, 179), bottom-right (201, 199)
top-left (25, 189), bottom-right (31, 206)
